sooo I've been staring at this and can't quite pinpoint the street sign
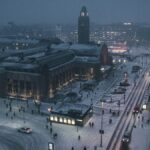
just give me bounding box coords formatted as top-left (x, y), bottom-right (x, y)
top-left (48, 142), bottom-right (54, 150)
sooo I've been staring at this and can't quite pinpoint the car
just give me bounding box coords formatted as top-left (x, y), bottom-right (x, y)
top-left (18, 127), bottom-right (32, 134)
top-left (121, 131), bottom-right (131, 143)
top-left (133, 105), bottom-right (140, 113)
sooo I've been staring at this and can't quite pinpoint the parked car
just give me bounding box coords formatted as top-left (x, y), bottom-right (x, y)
top-left (18, 127), bottom-right (32, 134)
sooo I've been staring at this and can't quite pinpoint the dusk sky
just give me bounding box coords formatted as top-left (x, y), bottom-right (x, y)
top-left (0, 0), bottom-right (150, 25)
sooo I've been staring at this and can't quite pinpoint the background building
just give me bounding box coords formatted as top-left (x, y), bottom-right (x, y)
top-left (78, 6), bottom-right (90, 44)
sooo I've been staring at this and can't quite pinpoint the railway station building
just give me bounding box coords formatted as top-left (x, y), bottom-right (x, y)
top-left (0, 43), bottom-right (112, 101)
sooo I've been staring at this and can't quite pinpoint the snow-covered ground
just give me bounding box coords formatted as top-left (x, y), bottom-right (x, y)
top-left (0, 46), bottom-right (149, 150)
top-left (130, 110), bottom-right (150, 150)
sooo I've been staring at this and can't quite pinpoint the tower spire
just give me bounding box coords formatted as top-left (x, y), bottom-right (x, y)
top-left (78, 6), bottom-right (90, 44)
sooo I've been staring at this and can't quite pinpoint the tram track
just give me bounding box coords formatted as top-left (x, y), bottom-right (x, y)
top-left (106, 68), bottom-right (149, 150)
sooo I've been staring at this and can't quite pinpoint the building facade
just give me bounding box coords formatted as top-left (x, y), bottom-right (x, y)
top-left (0, 42), bottom-right (112, 101)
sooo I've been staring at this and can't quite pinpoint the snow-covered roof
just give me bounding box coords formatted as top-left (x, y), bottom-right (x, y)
top-left (51, 103), bottom-right (91, 117)
top-left (69, 44), bottom-right (97, 51)
top-left (26, 52), bottom-right (45, 59)
top-left (0, 62), bottom-right (38, 70)
top-left (75, 56), bottom-right (99, 63)
top-left (51, 43), bottom-right (70, 50)
top-left (0, 37), bottom-right (38, 44)
top-left (70, 44), bottom-right (100, 56)
top-left (5, 56), bottom-right (20, 62)
top-left (51, 43), bottom-right (100, 56)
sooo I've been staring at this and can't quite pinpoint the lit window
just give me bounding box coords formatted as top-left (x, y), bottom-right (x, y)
top-left (76, 119), bottom-right (82, 122)
top-left (81, 12), bottom-right (84, 16)
top-left (64, 118), bottom-right (67, 123)
top-left (50, 116), bottom-right (53, 121)
top-left (59, 117), bottom-right (63, 122)
top-left (54, 116), bottom-right (58, 122)
top-left (68, 119), bottom-right (71, 124)
top-left (72, 120), bottom-right (75, 125)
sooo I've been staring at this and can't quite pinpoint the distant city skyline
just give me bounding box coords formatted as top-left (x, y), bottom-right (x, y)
top-left (0, 0), bottom-right (150, 25)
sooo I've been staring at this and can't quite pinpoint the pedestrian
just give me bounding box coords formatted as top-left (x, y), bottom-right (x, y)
top-left (141, 123), bottom-right (143, 128)
top-left (109, 118), bottom-right (112, 124)
top-left (102, 110), bottom-right (104, 114)
top-left (46, 124), bottom-right (48, 129)
top-left (6, 112), bottom-right (8, 117)
top-left (109, 109), bottom-right (112, 113)
top-left (142, 116), bottom-right (144, 122)
top-left (94, 146), bottom-right (97, 150)
top-left (92, 122), bottom-right (94, 127)
top-left (78, 135), bottom-right (80, 140)
top-left (89, 122), bottom-right (91, 127)
top-left (6, 104), bottom-right (8, 108)
top-left (127, 111), bottom-right (129, 116)
top-left (31, 110), bottom-right (34, 114)
top-left (83, 146), bottom-right (86, 150)
top-left (71, 147), bottom-right (74, 150)
top-left (50, 128), bottom-right (52, 133)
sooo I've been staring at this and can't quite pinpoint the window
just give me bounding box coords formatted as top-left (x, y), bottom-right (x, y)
top-left (64, 118), bottom-right (67, 123)
top-left (50, 116), bottom-right (54, 121)
top-left (54, 116), bottom-right (58, 122)
top-left (71, 120), bottom-right (75, 125)
top-left (68, 119), bottom-right (71, 124)
top-left (59, 117), bottom-right (63, 122)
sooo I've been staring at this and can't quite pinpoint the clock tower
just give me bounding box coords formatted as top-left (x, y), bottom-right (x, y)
top-left (78, 6), bottom-right (90, 44)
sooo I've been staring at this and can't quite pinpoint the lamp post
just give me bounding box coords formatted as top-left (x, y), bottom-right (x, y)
top-left (99, 101), bottom-right (104, 147)
top-left (124, 93), bottom-right (126, 104)
top-left (34, 99), bottom-right (41, 114)
top-left (118, 100), bottom-right (120, 115)
top-left (48, 107), bottom-right (52, 127)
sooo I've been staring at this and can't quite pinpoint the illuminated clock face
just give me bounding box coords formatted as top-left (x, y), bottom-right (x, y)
top-left (81, 12), bottom-right (85, 16)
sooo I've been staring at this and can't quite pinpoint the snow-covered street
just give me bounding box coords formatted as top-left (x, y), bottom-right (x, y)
top-left (0, 46), bottom-right (150, 150)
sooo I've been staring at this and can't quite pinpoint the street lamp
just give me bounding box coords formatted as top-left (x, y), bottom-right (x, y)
top-left (48, 107), bottom-right (52, 127)
top-left (124, 93), bottom-right (126, 104)
top-left (34, 100), bottom-right (41, 113)
top-left (99, 101), bottom-right (104, 147)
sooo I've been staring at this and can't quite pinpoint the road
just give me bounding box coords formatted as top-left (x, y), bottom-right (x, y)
top-left (0, 125), bottom-right (48, 150)
top-left (0, 53), bottom-right (149, 150)
top-left (106, 67), bottom-right (150, 150)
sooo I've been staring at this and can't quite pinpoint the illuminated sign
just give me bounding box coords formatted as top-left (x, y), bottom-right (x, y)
top-left (48, 142), bottom-right (54, 150)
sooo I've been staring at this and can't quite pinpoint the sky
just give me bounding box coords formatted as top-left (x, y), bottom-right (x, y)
top-left (0, 0), bottom-right (150, 25)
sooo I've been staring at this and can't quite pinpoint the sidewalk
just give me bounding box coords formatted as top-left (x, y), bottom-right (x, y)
top-left (130, 110), bottom-right (150, 150)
